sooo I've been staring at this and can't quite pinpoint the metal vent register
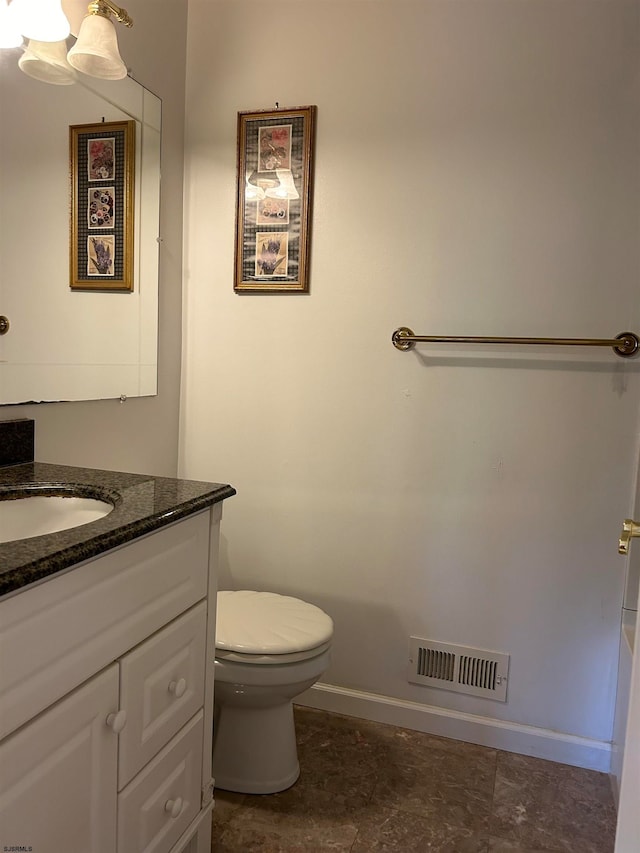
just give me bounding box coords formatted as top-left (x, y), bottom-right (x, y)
top-left (408, 638), bottom-right (509, 702)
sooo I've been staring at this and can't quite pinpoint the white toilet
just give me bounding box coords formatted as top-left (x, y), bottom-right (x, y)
top-left (213, 590), bottom-right (333, 794)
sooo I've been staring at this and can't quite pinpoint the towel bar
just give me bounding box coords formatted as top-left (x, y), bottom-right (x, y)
top-left (391, 328), bottom-right (639, 358)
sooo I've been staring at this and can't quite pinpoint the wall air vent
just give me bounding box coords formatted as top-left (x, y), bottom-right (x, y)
top-left (408, 637), bottom-right (509, 702)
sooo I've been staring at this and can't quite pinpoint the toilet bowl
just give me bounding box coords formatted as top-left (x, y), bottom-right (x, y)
top-left (213, 590), bottom-right (333, 794)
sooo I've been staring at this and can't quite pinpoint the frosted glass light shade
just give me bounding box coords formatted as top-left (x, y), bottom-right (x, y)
top-left (10, 0), bottom-right (70, 42)
top-left (247, 169), bottom-right (279, 188)
top-left (245, 176), bottom-right (265, 201)
top-left (265, 170), bottom-right (299, 200)
top-left (0, 0), bottom-right (23, 47)
top-left (67, 13), bottom-right (126, 79)
top-left (18, 39), bottom-right (76, 84)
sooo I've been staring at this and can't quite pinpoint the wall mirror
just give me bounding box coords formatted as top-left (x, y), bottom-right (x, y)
top-left (0, 54), bottom-right (160, 404)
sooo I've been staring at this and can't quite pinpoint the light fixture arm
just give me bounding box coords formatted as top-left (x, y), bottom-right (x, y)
top-left (87, 0), bottom-right (133, 27)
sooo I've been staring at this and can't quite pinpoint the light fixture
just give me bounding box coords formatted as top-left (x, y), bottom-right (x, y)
top-left (0, 0), bottom-right (23, 48)
top-left (67, 1), bottom-right (132, 79)
top-left (265, 170), bottom-right (300, 200)
top-left (247, 169), bottom-right (280, 189)
top-left (9, 0), bottom-right (70, 42)
top-left (2, 0), bottom-right (132, 84)
top-left (245, 176), bottom-right (265, 201)
top-left (18, 38), bottom-right (77, 84)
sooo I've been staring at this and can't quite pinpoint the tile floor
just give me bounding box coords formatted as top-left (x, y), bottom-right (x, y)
top-left (211, 706), bottom-right (617, 852)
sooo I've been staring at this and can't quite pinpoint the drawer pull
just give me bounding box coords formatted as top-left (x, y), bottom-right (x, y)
top-left (106, 709), bottom-right (127, 733)
top-left (168, 678), bottom-right (187, 698)
top-left (164, 797), bottom-right (184, 819)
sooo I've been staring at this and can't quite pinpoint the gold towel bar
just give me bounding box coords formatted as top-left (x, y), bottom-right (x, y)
top-left (391, 328), bottom-right (639, 359)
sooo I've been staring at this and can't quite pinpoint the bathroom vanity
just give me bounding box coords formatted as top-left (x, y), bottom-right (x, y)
top-left (0, 460), bottom-right (235, 853)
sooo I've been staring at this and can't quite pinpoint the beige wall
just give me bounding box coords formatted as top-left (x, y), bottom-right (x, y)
top-left (2, 0), bottom-right (187, 477)
top-left (181, 0), bottom-right (640, 765)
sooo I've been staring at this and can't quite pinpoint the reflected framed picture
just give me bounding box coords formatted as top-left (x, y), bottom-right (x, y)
top-left (69, 120), bottom-right (135, 291)
top-left (234, 105), bottom-right (316, 293)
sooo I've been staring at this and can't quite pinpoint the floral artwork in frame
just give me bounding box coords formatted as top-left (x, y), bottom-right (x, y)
top-left (234, 106), bottom-right (316, 293)
top-left (69, 120), bottom-right (135, 291)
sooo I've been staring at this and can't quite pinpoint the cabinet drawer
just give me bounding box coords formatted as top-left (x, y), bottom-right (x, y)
top-left (117, 711), bottom-right (204, 853)
top-left (0, 511), bottom-right (210, 740)
top-left (118, 602), bottom-right (207, 789)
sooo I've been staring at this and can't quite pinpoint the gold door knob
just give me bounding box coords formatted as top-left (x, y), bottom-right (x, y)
top-left (619, 519), bottom-right (640, 555)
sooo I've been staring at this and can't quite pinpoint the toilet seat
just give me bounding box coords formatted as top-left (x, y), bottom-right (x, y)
top-left (216, 639), bottom-right (332, 666)
top-left (216, 590), bottom-right (334, 658)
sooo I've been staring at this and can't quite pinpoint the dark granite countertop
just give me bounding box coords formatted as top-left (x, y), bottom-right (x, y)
top-left (0, 462), bottom-right (236, 598)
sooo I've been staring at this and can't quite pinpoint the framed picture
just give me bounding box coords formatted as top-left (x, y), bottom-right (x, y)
top-left (234, 105), bottom-right (316, 293)
top-left (69, 120), bottom-right (135, 291)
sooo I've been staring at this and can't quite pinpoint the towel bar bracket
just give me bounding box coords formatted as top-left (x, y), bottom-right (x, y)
top-left (391, 328), bottom-right (640, 359)
top-left (614, 333), bottom-right (640, 357)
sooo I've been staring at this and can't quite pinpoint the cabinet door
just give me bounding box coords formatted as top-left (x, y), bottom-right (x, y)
top-left (0, 665), bottom-right (119, 853)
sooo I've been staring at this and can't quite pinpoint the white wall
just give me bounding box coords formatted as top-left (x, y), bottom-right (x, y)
top-left (1, 0), bottom-right (187, 477)
top-left (181, 0), bottom-right (640, 763)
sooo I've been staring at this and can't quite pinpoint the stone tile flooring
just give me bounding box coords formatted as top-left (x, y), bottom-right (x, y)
top-left (211, 706), bottom-right (617, 852)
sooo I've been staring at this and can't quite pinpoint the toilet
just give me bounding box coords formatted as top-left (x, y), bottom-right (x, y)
top-left (213, 590), bottom-right (333, 794)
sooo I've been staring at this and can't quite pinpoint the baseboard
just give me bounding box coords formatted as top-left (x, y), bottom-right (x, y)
top-left (296, 683), bottom-right (611, 773)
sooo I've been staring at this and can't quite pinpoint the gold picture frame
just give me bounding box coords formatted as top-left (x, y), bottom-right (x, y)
top-left (234, 106), bottom-right (316, 293)
top-left (69, 120), bottom-right (135, 291)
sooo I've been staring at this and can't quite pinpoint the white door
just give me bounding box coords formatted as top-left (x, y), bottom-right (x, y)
top-left (615, 621), bottom-right (640, 850)
top-left (615, 465), bottom-right (640, 851)
top-left (0, 664), bottom-right (119, 853)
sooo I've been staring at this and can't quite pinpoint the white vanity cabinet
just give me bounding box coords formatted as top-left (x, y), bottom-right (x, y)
top-left (0, 505), bottom-right (222, 853)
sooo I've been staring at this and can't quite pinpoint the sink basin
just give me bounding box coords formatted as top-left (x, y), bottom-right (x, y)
top-left (0, 487), bottom-right (116, 544)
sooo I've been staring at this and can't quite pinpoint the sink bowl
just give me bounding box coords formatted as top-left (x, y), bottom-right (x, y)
top-left (0, 486), bottom-right (116, 544)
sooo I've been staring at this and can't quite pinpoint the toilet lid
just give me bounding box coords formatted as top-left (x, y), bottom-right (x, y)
top-left (216, 590), bottom-right (334, 655)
